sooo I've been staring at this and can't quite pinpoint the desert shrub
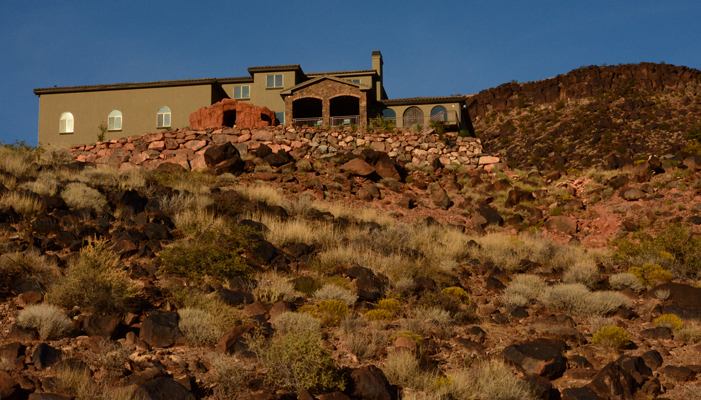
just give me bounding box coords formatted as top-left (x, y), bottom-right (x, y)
top-left (208, 354), bottom-right (250, 399)
top-left (502, 274), bottom-right (547, 307)
top-left (16, 304), bottom-right (72, 340)
top-left (587, 316), bottom-right (615, 335)
top-left (171, 287), bottom-right (248, 332)
top-left (302, 299), bottom-right (349, 327)
top-left (439, 359), bottom-right (537, 400)
top-left (345, 330), bottom-right (382, 361)
top-left (654, 313), bottom-right (684, 330)
top-left (50, 364), bottom-right (97, 399)
top-left (382, 350), bottom-right (430, 390)
top-left (178, 308), bottom-right (224, 346)
top-left (313, 283), bottom-right (358, 306)
top-left (377, 298), bottom-right (402, 313)
top-left (563, 261), bottom-right (599, 288)
top-left (47, 240), bottom-right (140, 314)
top-left (254, 272), bottom-right (301, 303)
top-left (0, 250), bottom-right (58, 290)
top-left (0, 191), bottom-right (41, 216)
top-left (365, 309), bottom-right (394, 321)
top-left (609, 272), bottom-right (645, 292)
top-left (613, 224), bottom-right (701, 277)
top-left (159, 223), bottom-right (253, 282)
top-left (592, 325), bottom-right (632, 349)
top-left (440, 287), bottom-right (471, 303)
top-left (61, 182), bottom-right (109, 213)
top-left (675, 322), bottom-right (701, 343)
top-left (270, 311), bottom-right (321, 336)
top-left (541, 283), bottom-right (631, 317)
top-left (21, 172), bottom-right (60, 196)
top-left (0, 146), bottom-right (37, 178)
top-left (251, 329), bottom-right (345, 393)
top-left (628, 263), bottom-right (674, 286)
top-left (406, 306), bottom-right (454, 336)
top-left (395, 330), bottom-right (423, 346)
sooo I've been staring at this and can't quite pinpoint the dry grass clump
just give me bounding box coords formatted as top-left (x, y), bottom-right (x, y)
top-left (159, 191), bottom-right (223, 234)
top-left (171, 287), bottom-right (249, 333)
top-left (0, 250), bottom-right (58, 289)
top-left (47, 239), bottom-right (141, 314)
top-left (563, 261), bottom-right (599, 288)
top-left (0, 146), bottom-right (37, 177)
top-left (178, 308), bottom-right (224, 346)
top-left (313, 283), bottom-right (358, 306)
top-left (587, 316), bottom-right (615, 335)
top-left (502, 274), bottom-right (548, 308)
top-left (208, 354), bottom-right (250, 399)
top-left (16, 304), bottom-right (73, 340)
top-left (37, 146), bottom-right (74, 168)
top-left (61, 182), bottom-right (109, 213)
top-left (74, 167), bottom-right (119, 190)
top-left (253, 271), bottom-right (301, 303)
top-left (49, 364), bottom-right (97, 399)
top-left (609, 272), bottom-right (646, 291)
top-left (675, 322), bottom-right (701, 343)
top-left (383, 350), bottom-right (432, 391)
top-left (440, 359), bottom-right (538, 400)
top-left (271, 311), bottom-right (321, 336)
top-left (0, 191), bottom-right (41, 216)
top-left (236, 183), bottom-right (289, 207)
top-left (251, 213), bottom-right (339, 248)
top-left (20, 171), bottom-right (60, 196)
top-left (403, 306), bottom-right (453, 336)
top-left (542, 283), bottom-right (632, 316)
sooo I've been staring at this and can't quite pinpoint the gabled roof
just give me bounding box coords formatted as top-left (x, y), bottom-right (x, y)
top-left (217, 76), bottom-right (254, 84)
top-left (279, 76), bottom-right (372, 96)
top-left (34, 77), bottom-right (218, 95)
top-left (380, 96), bottom-right (465, 106)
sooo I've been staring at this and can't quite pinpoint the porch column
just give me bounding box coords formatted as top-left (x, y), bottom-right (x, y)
top-left (322, 97), bottom-right (330, 128)
top-left (284, 97), bottom-right (293, 126)
top-left (359, 92), bottom-right (367, 130)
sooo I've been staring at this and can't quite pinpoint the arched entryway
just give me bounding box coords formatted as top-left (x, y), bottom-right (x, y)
top-left (403, 106), bottom-right (424, 127)
top-left (292, 98), bottom-right (323, 127)
top-left (329, 96), bottom-right (360, 126)
top-left (223, 110), bottom-right (236, 127)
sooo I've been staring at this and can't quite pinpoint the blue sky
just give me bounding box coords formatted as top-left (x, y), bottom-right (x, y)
top-left (2, 1), bottom-right (700, 145)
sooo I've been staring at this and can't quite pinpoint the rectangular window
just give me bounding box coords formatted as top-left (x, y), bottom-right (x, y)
top-left (234, 85), bottom-right (250, 99)
top-left (267, 74), bottom-right (283, 88)
top-left (275, 111), bottom-right (285, 124)
top-left (350, 79), bottom-right (361, 84)
top-left (108, 115), bottom-right (122, 131)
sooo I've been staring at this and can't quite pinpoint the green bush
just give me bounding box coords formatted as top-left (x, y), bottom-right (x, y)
top-left (301, 299), bottom-right (349, 327)
top-left (440, 287), bottom-right (471, 304)
top-left (251, 329), bottom-right (345, 393)
top-left (159, 223), bottom-right (253, 281)
top-left (654, 313), bottom-right (684, 330)
top-left (612, 224), bottom-right (701, 277)
top-left (591, 325), bottom-right (632, 349)
top-left (628, 263), bottom-right (674, 286)
top-left (47, 239), bottom-right (141, 314)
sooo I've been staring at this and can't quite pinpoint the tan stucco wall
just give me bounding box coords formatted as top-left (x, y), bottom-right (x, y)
top-left (247, 71), bottom-right (297, 116)
top-left (220, 83), bottom-right (252, 104)
top-left (37, 84), bottom-right (213, 146)
top-left (385, 102), bottom-right (463, 128)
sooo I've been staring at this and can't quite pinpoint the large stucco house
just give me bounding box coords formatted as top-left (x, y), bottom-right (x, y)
top-left (34, 51), bottom-right (470, 146)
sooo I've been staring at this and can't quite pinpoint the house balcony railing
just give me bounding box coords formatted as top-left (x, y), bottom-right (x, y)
top-left (384, 110), bottom-right (460, 129)
top-left (293, 117), bottom-right (323, 128)
top-left (330, 115), bottom-right (359, 126)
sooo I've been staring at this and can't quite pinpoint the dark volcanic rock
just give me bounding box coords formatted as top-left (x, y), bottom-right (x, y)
top-left (216, 324), bottom-right (255, 355)
top-left (501, 338), bottom-right (568, 379)
top-left (133, 377), bottom-right (195, 400)
top-left (32, 343), bottom-right (62, 369)
top-left (345, 365), bottom-right (397, 400)
top-left (140, 312), bottom-right (183, 348)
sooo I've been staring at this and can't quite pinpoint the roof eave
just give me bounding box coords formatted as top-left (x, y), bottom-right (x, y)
top-left (33, 78), bottom-right (218, 96)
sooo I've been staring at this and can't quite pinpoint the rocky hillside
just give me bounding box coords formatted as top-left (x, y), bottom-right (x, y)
top-left (467, 63), bottom-right (701, 170)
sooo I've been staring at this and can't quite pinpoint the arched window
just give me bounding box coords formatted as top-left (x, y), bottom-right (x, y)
top-left (157, 106), bottom-right (171, 128)
top-left (60, 112), bottom-right (74, 133)
top-left (108, 110), bottom-right (122, 131)
top-left (430, 106), bottom-right (447, 121)
top-left (403, 106), bottom-right (424, 127)
top-left (381, 108), bottom-right (396, 119)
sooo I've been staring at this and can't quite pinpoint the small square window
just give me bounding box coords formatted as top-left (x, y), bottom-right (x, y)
top-left (267, 74), bottom-right (283, 88)
top-left (275, 111), bottom-right (285, 124)
top-left (234, 85), bottom-right (250, 99)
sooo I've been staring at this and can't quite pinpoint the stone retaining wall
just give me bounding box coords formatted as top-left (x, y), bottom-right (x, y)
top-left (69, 125), bottom-right (502, 171)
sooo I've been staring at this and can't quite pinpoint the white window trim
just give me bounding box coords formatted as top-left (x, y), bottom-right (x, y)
top-left (108, 111), bottom-right (122, 131)
top-left (60, 112), bottom-right (74, 134)
top-left (157, 107), bottom-right (171, 128)
top-left (266, 74), bottom-right (283, 88)
top-left (234, 85), bottom-right (250, 99)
